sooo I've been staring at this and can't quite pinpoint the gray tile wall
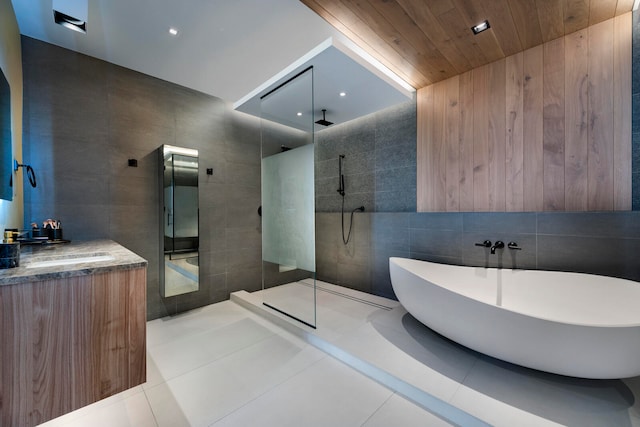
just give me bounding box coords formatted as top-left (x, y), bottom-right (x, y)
top-left (314, 100), bottom-right (416, 212)
top-left (317, 211), bottom-right (640, 299)
top-left (21, 37), bottom-right (262, 320)
top-left (633, 9), bottom-right (640, 209)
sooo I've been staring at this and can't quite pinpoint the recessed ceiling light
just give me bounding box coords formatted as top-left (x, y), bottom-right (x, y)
top-left (53, 10), bottom-right (86, 34)
top-left (296, 112), bottom-right (302, 116)
top-left (169, 28), bottom-right (179, 36)
top-left (471, 20), bottom-right (490, 35)
top-left (339, 92), bottom-right (346, 97)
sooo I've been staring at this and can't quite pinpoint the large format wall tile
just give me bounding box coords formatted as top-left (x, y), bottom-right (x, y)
top-left (314, 100), bottom-right (416, 213)
top-left (317, 210), bottom-right (640, 300)
top-left (537, 211), bottom-right (640, 238)
top-left (462, 212), bottom-right (537, 234)
top-left (22, 37), bottom-right (261, 320)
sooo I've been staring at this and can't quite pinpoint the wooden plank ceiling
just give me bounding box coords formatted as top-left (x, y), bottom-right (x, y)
top-left (300, 0), bottom-right (635, 89)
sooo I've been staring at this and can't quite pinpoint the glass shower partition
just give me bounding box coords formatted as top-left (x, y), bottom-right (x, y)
top-left (260, 67), bottom-right (316, 328)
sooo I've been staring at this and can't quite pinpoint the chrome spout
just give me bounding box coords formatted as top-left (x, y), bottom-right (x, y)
top-left (490, 241), bottom-right (504, 254)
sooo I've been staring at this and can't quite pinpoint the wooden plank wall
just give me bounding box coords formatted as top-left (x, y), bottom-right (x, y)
top-left (417, 13), bottom-right (632, 212)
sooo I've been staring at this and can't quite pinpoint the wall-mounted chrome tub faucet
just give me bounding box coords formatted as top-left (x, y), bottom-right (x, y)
top-left (490, 241), bottom-right (505, 254)
top-left (476, 240), bottom-right (521, 254)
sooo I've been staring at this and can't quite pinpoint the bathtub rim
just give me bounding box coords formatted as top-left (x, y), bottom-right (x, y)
top-left (389, 257), bottom-right (640, 329)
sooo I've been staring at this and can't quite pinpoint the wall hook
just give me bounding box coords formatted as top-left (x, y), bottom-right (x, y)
top-left (14, 160), bottom-right (37, 188)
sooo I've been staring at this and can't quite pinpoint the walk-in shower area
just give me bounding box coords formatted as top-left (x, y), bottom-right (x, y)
top-left (259, 66), bottom-right (317, 328)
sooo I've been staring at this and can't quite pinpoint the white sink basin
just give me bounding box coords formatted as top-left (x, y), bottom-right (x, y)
top-left (26, 255), bottom-right (115, 269)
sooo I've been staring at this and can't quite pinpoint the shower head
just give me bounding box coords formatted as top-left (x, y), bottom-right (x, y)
top-left (315, 109), bottom-right (334, 127)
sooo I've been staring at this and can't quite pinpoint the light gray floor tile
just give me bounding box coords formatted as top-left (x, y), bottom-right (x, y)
top-left (332, 322), bottom-right (471, 403)
top-left (38, 387), bottom-right (156, 427)
top-left (452, 355), bottom-right (637, 427)
top-left (145, 317), bottom-right (275, 387)
top-left (145, 333), bottom-right (326, 427)
top-left (210, 357), bottom-right (392, 427)
top-left (146, 300), bottom-right (250, 348)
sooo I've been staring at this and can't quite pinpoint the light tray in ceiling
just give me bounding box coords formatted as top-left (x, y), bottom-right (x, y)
top-left (234, 38), bottom-right (415, 131)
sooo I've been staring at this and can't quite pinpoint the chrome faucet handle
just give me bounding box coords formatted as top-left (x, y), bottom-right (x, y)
top-left (507, 242), bottom-right (522, 250)
top-left (475, 240), bottom-right (492, 248)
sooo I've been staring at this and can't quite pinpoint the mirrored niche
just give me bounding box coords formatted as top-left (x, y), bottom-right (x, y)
top-left (160, 145), bottom-right (199, 298)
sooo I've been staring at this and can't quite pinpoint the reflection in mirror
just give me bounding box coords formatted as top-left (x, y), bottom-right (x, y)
top-left (160, 145), bottom-right (199, 297)
top-left (0, 69), bottom-right (12, 201)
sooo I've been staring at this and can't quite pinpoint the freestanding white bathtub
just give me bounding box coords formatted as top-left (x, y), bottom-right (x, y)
top-left (389, 257), bottom-right (640, 379)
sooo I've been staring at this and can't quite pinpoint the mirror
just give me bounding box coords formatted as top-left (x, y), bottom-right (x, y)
top-left (0, 69), bottom-right (11, 201)
top-left (160, 145), bottom-right (199, 297)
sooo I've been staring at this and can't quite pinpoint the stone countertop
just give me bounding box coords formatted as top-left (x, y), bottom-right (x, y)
top-left (0, 240), bottom-right (148, 286)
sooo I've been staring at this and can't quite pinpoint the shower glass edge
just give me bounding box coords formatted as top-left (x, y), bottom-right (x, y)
top-left (259, 66), bottom-right (316, 329)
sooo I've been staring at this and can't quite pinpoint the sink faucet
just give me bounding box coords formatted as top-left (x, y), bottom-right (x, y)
top-left (490, 240), bottom-right (504, 254)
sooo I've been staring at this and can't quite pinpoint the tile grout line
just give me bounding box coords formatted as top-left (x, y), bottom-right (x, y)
top-left (445, 355), bottom-right (482, 408)
top-left (144, 320), bottom-right (279, 391)
top-left (358, 393), bottom-right (395, 427)
top-left (145, 303), bottom-right (271, 350)
top-left (205, 354), bottom-right (329, 427)
top-left (142, 387), bottom-right (161, 427)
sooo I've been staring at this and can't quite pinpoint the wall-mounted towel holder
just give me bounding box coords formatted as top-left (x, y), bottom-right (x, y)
top-left (13, 160), bottom-right (37, 188)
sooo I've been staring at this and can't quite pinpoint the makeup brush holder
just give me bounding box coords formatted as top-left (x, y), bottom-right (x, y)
top-left (31, 228), bottom-right (48, 239)
top-left (31, 228), bottom-right (63, 241)
top-left (49, 228), bottom-right (63, 241)
top-left (0, 242), bottom-right (20, 269)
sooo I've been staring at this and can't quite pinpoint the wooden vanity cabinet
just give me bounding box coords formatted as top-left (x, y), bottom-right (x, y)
top-left (0, 267), bottom-right (146, 427)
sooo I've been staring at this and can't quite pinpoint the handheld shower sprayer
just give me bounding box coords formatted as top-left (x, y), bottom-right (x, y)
top-left (337, 154), bottom-right (364, 245)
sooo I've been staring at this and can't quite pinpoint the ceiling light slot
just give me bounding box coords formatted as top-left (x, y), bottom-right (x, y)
top-left (471, 20), bottom-right (490, 35)
top-left (53, 10), bottom-right (86, 33)
top-left (52, 0), bottom-right (88, 34)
